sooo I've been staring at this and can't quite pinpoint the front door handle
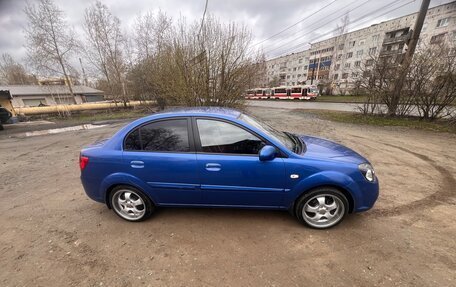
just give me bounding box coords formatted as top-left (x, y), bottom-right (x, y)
top-left (131, 160), bottom-right (144, 168)
top-left (205, 163), bottom-right (221, 171)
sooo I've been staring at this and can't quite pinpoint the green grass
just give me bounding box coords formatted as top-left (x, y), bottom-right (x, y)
top-left (316, 95), bottom-right (367, 103)
top-left (300, 109), bottom-right (456, 134)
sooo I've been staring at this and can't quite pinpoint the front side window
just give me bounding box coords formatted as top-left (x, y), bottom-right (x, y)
top-left (197, 119), bottom-right (265, 155)
top-left (124, 119), bottom-right (190, 152)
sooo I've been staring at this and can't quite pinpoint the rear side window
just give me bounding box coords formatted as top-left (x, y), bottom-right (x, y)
top-left (124, 119), bottom-right (190, 152)
top-left (196, 119), bottom-right (265, 155)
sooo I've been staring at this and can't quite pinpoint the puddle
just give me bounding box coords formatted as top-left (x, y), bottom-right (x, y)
top-left (25, 124), bottom-right (108, 137)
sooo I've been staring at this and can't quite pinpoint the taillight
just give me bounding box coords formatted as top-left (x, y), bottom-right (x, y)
top-left (79, 154), bottom-right (89, 170)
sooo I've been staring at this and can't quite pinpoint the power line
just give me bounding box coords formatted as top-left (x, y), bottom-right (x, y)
top-left (279, 0), bottom-right (415, 57)
top-left (270, 0), bottom-right (414, 58)
top-left (251, 0), bottom-right (339, 48)
top-left (262, 0), bottom-right (375, 56)
top-left (325, 0), bottom-right (414, 38)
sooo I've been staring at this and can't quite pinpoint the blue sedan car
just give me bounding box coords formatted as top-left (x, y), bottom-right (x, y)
top-left (80, 107), bottom-right (378, 229)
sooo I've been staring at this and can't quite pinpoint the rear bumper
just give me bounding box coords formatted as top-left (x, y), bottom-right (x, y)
top-left (81, 175), bottom-right (105, 203)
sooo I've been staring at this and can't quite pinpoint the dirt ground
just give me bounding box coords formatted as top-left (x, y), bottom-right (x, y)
top-left (0, 106), bottom-right (455, 286)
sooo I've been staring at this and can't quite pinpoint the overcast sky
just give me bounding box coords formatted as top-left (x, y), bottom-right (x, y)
top-left (0, 0), bottom-right (453, 67)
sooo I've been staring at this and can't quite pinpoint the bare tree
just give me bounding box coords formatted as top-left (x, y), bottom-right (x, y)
top-left (407, 43), bottom-right (456, 120)
top-left (83, 1), bottom-right (128, 106)
top-left (355, 55), bottom-right (396, 115)
top-left (0, 53), bottom-right (37, 85)
top-left (24, 0), bottom-right (76, 94)
top-left (129, 14), bottom-right (263, 108)
top-left (134, 10), bottom-right (172, 61)
top-left (330, 14), bottom-right (350, 93)
top-left (356, 42), bottom-right (456, 120)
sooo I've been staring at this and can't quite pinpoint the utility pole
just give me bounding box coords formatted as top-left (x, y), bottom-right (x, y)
top-left (389, 0), bottom-right (430, 115)
top-left (79, 58), bottom-right (88, 86)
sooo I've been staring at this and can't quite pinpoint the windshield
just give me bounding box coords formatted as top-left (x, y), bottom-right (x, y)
top-left (309, 87), bottom-right (318, 94)
top-left (240, 114), bottom-right (297, 152)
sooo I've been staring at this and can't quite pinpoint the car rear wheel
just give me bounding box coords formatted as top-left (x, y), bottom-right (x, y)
top-left (295, 187), bottom-right (348, 229)
top-left (110, 185), bottom-right (154, 222)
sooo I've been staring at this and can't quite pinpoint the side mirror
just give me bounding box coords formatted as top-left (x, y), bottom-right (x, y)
top-left (259, 145), bottom-right (277, 161)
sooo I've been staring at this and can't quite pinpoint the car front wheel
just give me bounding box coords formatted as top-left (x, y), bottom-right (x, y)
top-left (295, 187), bottom-right (348, 229)
top-left (110, 185), bottom-right (154, 222)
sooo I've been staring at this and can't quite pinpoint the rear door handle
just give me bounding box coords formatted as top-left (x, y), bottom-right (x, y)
top-left (130, 160), bottom-right (144, 168)
top-left (205, 163), bottom-right (221, 171)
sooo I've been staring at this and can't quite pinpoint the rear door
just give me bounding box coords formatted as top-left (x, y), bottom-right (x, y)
top-left (122, 118), bottom-right (200, 205)
top-left (193, 117), bottom-right (286, 207)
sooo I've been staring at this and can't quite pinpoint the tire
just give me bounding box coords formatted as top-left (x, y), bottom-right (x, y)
top-left (295, 187), bottom-right (348, 229)
top-left (0, 124), bottom-right (3, 131)
top-left (109, 185), bottom-right (154, 222)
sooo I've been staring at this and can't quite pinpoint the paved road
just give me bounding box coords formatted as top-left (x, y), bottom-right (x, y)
top-left (247, 100), bottom-right (456, 117)
top-left (247, 100), bottom-right (361, 112)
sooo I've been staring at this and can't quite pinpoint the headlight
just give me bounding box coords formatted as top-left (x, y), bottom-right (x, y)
top-left (358, 163), bottom-right (375, 182)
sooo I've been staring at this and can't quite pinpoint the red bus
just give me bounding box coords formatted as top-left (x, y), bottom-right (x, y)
top-left (304, 85), bottom-right (319, 100)
top-left (261, 88), bottom-right (272, 99)
top-left (245, 89), bottom-right (255, 99)
top-left (273, 87), bottom-right (289, 99)
top-left (289, 86), bottom-right (307, 100)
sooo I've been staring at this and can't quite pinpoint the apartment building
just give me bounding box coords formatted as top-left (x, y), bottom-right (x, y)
top-left (264, 50), bottom-right (310, 87)
top-left (264, 1), bottom-right (456, 94)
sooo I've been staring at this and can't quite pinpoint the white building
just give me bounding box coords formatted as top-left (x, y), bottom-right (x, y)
top-left (0, 85), bottom-right (105, 108)
top-left (265, 1), bottom-right (456, 94)
top-left (265, 50), bottom-right (310, 87)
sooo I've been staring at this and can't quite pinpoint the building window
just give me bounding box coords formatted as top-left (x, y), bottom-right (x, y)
top-left (357, 50), bottom-right (363, 57)
top-left (342, 73), bottom-right (349, 79)
top-left (337, 54), bottom-right (342, 60)
top-left (23, 98), bottom-right (47, 107)
top-left (287, 75), bottom-right (290, 79)
top-left (346, 52), bottom-right (353, 59)
top-left (430, 33), bottom-right (447, 44)
top-left (333, 74), bottom-right (339, 80)
top-left (338, 43), bottom-right (344, 50)
top-left (349, 41), bottom-right (356, 47)
top-left (298, 58), bottom-right (303, 63)
top-left (369, 47), bottom-right (377, 54)
top-left (354, 61), bottom-right (361, 67)
top-left (366, 59), bottom-right (374, 66)
top-left (359, 39), bottom-right (365, 46)
top-left (297, 74), bottom-right (301, 77)
top-left (335, 64), bottom-right (340, 71)
top-left (344, 63), bottom-right (351, 68)
top-left (372, 34), bottom-right (379, 41)
top-left (437, 18), bottom-right (450, 28)
top-left (352, 72), bottom-right (358, 78)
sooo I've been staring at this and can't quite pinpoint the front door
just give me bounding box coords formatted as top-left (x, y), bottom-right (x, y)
top-left (122, 118), bottom-right (200, 205)
top-left (194, 118), bottom-right (286, 207)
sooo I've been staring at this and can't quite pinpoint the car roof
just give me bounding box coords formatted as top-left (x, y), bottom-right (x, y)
top-left (150, 107), bottom-right (242, 119)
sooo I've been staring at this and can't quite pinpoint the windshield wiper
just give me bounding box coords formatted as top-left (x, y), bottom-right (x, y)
top-left (284, 131), bottom-right (302, 154)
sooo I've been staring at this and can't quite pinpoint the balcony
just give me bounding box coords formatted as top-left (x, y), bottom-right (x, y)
top-left (379, 48), bottom-right (404, 57)
top-left (383, 33), bottom-right (410, 45)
